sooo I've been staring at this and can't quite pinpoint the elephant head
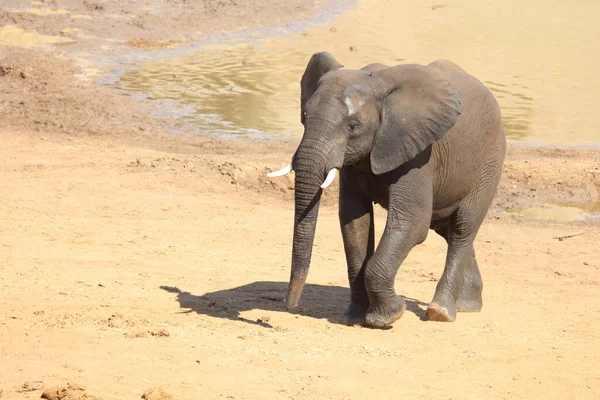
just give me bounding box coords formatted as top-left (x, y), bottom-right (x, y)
top-left (268, 52), bottom-right (462, 310)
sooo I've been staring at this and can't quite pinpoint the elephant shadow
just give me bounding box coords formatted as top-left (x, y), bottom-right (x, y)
top-left (160, 281), bottom-right (428, 328)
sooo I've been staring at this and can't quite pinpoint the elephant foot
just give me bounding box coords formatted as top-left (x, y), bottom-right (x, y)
top-left (456, 297), bottom-right (482, 313)
top-left (457, 279), bottom-right (483, 312)
top-left (427, 300), bottom-right (456, 322)
top-left (342, 301), bottom-right (368, 326)
top-left (365, 295), bottom-right (406, 328)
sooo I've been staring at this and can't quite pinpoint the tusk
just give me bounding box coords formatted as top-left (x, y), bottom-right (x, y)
top-left (321, 168), bottom-right (337, 188)
top-left (267, 156), bottom-right (294, 178)
top-left (267, 163), bottom-right (292, 177)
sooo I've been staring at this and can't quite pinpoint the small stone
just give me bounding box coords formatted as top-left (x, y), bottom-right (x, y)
top-left (329, 27), bottom-right (337, 32)
top-left (20, 71), bottom-right (26, 79)
top-left (150, 329), bottom-right (170, 337)
top-left (349, 46), bottom-right (358, 52)
top-left (257, 316), bottom-right (270, 323)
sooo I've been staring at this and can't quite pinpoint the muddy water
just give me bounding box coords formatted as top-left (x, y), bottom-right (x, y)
top-left (119, 0), bottom-right (600, 144)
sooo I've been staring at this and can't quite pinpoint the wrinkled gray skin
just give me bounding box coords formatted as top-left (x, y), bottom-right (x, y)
top-left (283, 52), bottom-right (506, 327)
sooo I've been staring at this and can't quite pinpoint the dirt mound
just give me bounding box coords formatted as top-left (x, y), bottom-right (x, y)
top-left (17, 381), bottom-right (44, 393)
top-left (106, 312), bottom-right (149, 329)
top-left (41, 383), bottom-right (102, 400)
top-left (124, 329), bottom-right (170, 338)
top-left (142, 388), bottom-right (174, 400)
top-left (0, 47), bottom-right (161, 138)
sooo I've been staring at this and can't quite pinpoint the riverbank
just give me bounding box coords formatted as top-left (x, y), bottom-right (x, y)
top-left (1, 0), bottom-right (344, 47)
top-left (1, 45), bottom-right (599, 222)
top-left (1, 2), bottom-right (599, 399)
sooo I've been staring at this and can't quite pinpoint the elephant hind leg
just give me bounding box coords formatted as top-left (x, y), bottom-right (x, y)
top-left (427, 241), bottom-right (478, 322)
top-left (428, 156), bottom-right (503, 322)
top-left (432, 226), bottom-right (483, 314)
top-left (456, 255), bottom-right (483, 312)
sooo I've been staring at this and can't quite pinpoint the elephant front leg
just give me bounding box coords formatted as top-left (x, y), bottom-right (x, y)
top-left (364, 217), bottom-right (429, 328)
top-left (339, 177), bottom-right (374, 326)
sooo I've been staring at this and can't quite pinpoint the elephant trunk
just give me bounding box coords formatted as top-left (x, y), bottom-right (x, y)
top-left (284, 142), bottom-right (331, 310)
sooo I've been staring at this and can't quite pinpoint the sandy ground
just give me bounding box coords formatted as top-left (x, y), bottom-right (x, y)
top-left (1, 1), bottom-right (600, 399)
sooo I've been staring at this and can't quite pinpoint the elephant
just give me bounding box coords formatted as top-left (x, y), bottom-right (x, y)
top-left (267, 52), bottom-right (506, 328)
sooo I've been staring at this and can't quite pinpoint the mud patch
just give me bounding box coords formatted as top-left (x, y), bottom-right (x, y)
top-left (553, 200), bottom-right (600, 214)
top-left (20, 8), bottom-right (71, 16)
top-left (0, 25), bottom-right (74, 47)
top-left (125, 38), bottom-right (186, 49)
top-left (510, 204), bottom-right (589, 222)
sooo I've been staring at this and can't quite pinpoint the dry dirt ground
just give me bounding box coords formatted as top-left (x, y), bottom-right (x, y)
top-left (1, 0), bottom-right (331, 47)
top-left (1, 1), bottom-right (600, 399)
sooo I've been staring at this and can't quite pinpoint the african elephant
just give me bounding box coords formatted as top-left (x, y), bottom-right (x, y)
top-left (267, 52), bottom-right (506, 327)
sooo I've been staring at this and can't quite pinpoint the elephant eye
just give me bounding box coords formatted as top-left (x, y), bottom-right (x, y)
top-left (347, 120), bottom-right (359, 134)
top-left (301, 110), bottom-right (307, 125)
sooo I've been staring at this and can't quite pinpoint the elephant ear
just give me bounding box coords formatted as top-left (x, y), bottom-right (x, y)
top-left (300, 52), bottom-right (343, 116)
top-left (370, 65), bottom-right (461, 175)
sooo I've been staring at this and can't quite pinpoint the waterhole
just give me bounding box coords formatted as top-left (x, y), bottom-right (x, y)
top-left (114, 0), bottom-right (599, 144)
